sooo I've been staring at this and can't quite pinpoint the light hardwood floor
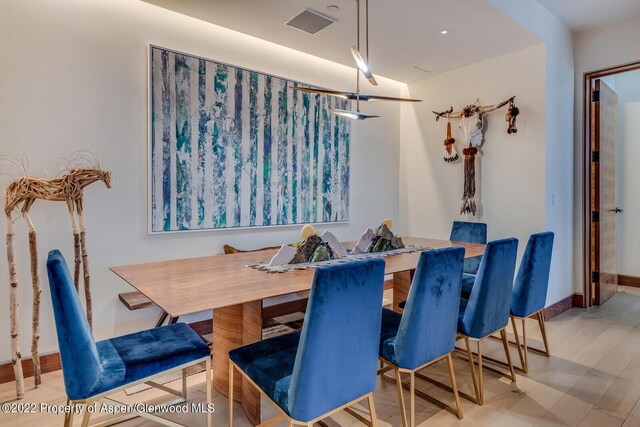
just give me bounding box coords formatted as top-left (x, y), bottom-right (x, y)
top-left (2, 286), bottom-right (640, 426)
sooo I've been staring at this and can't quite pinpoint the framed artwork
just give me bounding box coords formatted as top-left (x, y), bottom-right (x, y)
top-left (149, 46), bottom-right (351, 233)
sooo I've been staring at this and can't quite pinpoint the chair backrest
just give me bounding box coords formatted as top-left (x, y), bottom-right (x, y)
top-left (287, 258), bottom-right (385, 422)
top-left (460, 238), bottom-right (518, 338)
top-left (511, 232), bottom-right (555, 318)
top-left (47, 250), bottom-right (102, 400)
top-left (394, 247), bottom-right (465, 370)
top-left (450, 221), bottom-right (487, 274)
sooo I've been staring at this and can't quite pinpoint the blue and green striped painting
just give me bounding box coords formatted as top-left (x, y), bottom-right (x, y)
top-left (150, 47), bottom-right (351, 232)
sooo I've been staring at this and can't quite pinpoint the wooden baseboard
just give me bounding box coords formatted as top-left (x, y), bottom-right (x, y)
top-left (619, 275), bottom-right (640, 288)
top-left (542, 292), bottom-right (585, 320)
top-left (2, 290), bottom-right (586, 385)
top-left (0, 352), bottom-right (61, 386)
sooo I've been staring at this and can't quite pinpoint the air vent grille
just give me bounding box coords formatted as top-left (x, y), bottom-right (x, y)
top-left (286, 9), bottom-right (335, 34)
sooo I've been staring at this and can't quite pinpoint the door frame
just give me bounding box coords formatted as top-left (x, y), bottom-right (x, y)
top-left (582, 60), bottom-right (640, 308)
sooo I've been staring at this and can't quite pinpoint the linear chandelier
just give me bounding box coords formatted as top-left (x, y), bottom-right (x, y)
top-left (292, 0), bottom-right (421, 120)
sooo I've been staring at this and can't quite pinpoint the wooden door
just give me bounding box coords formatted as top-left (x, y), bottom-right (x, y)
top-left (591, 79), bottom-right (618, 305)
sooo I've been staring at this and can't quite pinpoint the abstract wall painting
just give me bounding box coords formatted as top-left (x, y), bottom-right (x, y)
top-left (149, 46), bottom-right (351, 233)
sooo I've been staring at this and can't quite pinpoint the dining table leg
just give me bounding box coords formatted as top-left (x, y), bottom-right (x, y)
top-left (392, 270), bottom-right (414, 312)
top-left (212, 300), bottom-right (262, 425)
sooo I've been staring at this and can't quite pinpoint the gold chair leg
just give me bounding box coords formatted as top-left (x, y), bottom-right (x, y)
top-left (409, 371), bottom-right (415, 427)
top-left (537, 311), bottom-right (550, 356)
top-left (510, 316), bottom-right (527, 373)
top-left (394, 368), bottom-right (408, 427)
top-left (66, 405), bottom-right (75, 427)
top-left (64, 399), bottom-right (71, 426)
top-left (229, 362), bottom-right (234, 427)
top-left (81, 401), bottom-right (92, 427)
top-left (477, 340), bottom-right (484, 405)
top-left (522, 318), bottom-right (529, 371)
top-left (446, 353), bottom-right (463, 419)
top-left (463, 336), bottom-right (481, 405)
top-left (206, 357), bottom-right (212, 427)
top-left (500, 328), bottom-right (517, 382)
top-left (367, 393), bottom-right (378, 427)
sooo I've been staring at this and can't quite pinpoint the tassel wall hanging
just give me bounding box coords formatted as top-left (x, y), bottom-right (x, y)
top-left (433, 96), bottom-right (519, 216)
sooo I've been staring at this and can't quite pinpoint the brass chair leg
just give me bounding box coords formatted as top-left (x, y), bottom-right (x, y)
top-left (409, 371), bottom-right (415, 427)
top-left (367, 393), bottom-right (378, 427)
top-left (476, 340), bottom-right (484, 405)
top-left (229, 362), bottom-right (234, 427)
top-left (394, 368), bottom-right (408, 427)
top-left (446, 353), bottom-right (463, 419)
top-left (522, 318), bottom-right (528, 371)
top-left (499, 328), bottom-right (517, 382)
top-left (537, 311), bottom-right (550, 356)
top-left (206, 357), bottom-right (212, 427)
top-left (510, 316), bottom-right (527, 373)
top-left (66, 406), bottom-right (75, 427)
top-left (81, 401), bottom-right (92, 427)
top-left (463, 336), bottom-right (481, 405)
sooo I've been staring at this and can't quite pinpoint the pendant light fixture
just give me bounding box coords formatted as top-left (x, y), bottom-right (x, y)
top-left (291, 0), bottom-right (421, 120)
top-left (351, 0), bottom-right (377, 86)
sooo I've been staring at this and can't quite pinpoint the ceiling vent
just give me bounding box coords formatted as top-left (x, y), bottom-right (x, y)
top-left (286, 9), bottom-right (335, 34)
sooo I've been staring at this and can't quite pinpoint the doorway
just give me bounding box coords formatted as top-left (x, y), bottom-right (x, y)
top-left (583, 61), bottom-right (640, 307)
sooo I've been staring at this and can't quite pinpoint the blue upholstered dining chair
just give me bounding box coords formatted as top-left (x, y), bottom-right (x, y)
top-left (228, 258), bottom-right (386, 427)
top-left (457, 238), bottom-right (518, 406)
top-left (378, 247), bottom-right (465, 426)
top-left (509, 232), bottom-right (554, 373)
top-left (47, 250), bottom-right (212, 427)
top-left (450, 221), bottom-right (487, 289)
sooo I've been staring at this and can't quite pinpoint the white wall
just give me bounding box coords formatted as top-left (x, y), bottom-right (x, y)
top-left (488, 0), bottom-right (574, 305)
top-left (399, 44), bottom-right (548, 289)
top-left (573, 18), bottom-right (640, 293)
top-left (0, 0), bottom-right (404, 363)
top-left (611, 70), bottom-right (640, 277)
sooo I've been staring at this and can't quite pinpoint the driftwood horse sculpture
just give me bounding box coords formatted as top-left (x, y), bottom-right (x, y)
top-left (4, 166), bottom-right (111, 398)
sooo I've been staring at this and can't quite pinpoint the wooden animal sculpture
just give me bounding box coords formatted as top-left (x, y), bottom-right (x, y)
top-left (4, 166), bottom-right (111, 398)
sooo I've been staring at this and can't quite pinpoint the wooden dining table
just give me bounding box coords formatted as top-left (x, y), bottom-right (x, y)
top-left (110, 237), bottom-right (485, 425)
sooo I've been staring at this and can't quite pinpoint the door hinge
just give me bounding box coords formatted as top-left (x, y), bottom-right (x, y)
top-left (592, 151), bottom-right (599, 162)
top-left (592, 271), bottom-right (600, 282)
top-left (592, 90), bottom-right (600, 102)
top-left (592, 211), bottom-right (599, 222)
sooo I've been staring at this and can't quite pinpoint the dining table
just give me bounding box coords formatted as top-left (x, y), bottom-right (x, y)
top-left (110, 236), bottom-right (485, 425)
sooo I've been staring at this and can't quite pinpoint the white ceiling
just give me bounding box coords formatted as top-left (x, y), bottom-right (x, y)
top-left (537, 0), bottom-right (640, 32)
top-left (142, 0), bottom-right (541, 83)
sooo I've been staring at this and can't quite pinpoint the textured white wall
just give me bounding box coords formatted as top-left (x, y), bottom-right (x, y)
top-left (0, 0), bottom-right (403, 363)
top-left (399, 44), bottom-right (548, 295)
top-left (573, 18), bottom-right (640, 293)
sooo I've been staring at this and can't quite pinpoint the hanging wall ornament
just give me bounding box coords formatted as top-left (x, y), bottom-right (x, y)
top-left (432, 96), bottom-right (518, 216)
top-left (506, 98), bottom-right (520, 134)
top-left (443, 118), bottom-right (459, 162)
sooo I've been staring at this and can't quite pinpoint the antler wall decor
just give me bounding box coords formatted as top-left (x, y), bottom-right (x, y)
top-left (432, 96), bottom-right (519, 216)
top-left (3, 155), bottom-right (111, 399)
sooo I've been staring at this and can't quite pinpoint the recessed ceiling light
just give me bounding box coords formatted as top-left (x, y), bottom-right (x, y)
top-left (440, 29), bottom-right (450, 35)
top-left (327, 5), bottom-right (339, 13)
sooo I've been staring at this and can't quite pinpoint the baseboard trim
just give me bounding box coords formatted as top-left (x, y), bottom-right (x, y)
top-left (0, 352), bottom-right (61, 386)
top-left (541, 292), bottom-right (585, 321)
top-left (619, 275), bottom-right (640, 288)
top-left (2, 293), bottom-right (587, 385)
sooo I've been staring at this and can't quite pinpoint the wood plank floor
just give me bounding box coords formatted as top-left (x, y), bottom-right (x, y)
top-left (2, 286), bottom-right (640, 426)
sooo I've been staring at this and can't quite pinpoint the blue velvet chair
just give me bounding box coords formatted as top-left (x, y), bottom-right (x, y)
top-left (228, 258), bottom-right (385, 427)
top-left (450, 221), bottom-right (487, 274)
top-left (47, 250), bottom-right (212, 427)
top-left (378, 247), bottom-right (465, 426)
top-left (509, 232), bottom-right (554, 373)
top-left (457, 238), bottom-right (518, 405)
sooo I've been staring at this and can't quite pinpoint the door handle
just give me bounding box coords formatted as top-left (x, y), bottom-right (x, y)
top-left (608, 208), bottom-right (623, 213)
